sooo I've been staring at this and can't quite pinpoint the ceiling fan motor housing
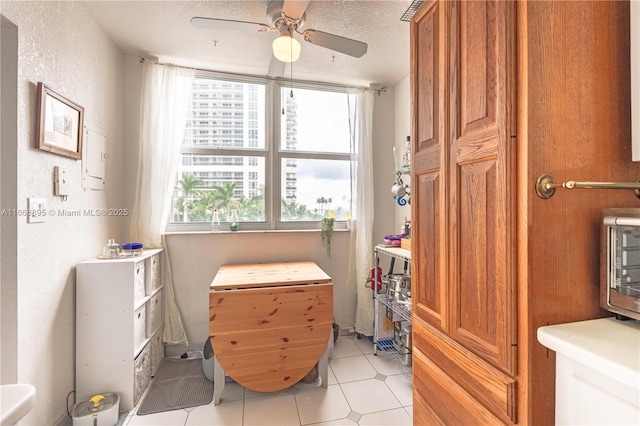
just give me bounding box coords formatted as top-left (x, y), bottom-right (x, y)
top-left (266, 0), bottom-right (306, 30)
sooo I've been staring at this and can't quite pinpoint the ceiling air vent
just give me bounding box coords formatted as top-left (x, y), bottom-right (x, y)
top-left (401, 0), bottom-right (426, 22)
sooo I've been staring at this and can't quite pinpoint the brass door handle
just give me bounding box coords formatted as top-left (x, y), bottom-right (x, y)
top-left (536, 174), bottom-right (640, 199)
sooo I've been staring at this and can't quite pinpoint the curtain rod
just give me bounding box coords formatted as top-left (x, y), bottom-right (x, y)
top-left (138, 55), bottom-right (374, 92)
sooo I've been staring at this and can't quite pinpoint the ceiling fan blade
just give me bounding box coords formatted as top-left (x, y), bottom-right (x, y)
top-left (267, 54), bottom-right (286, 78)
top-left (303, 29), bottom-right (368, 58)
top-left (190, 17), bottom-right (268, 32)
top-left (282, 0), bottom-right (311, 20)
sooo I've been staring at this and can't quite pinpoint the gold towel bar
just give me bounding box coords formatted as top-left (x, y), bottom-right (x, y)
top-left (535, 174), bottom-right (640, 199)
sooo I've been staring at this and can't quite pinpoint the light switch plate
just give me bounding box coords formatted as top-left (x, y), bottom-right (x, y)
top-left (27, 198), bottom-right (46, 223)
top-left (54, 166), bottom-right (69, 197)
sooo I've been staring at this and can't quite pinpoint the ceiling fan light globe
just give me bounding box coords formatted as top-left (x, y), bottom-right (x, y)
top-left (272, 35), bottom-right (301, 62)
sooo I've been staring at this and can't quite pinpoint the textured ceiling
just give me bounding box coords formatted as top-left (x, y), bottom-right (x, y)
top-left (81, 0), bottom-right (412, 87)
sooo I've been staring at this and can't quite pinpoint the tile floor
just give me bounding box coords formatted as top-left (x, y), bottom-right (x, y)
top-left (122, 335), bottom-right (413, 426)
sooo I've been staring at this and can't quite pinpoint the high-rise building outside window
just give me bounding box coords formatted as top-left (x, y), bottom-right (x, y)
top-left (170, 72), bottom-right (353, 230)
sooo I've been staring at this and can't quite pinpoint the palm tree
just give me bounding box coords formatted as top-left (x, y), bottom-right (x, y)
top-left (316, 197), bottom-right (327, 216)
top-left (316, 197), bottom-right (333, 216)
top-left (282, 198), bottom-right (313, 220)
top-left (173, 196), bottom-right (186, 222)
top-left (282, 199), bottom-right (301, 220)
top-left (188, 202), bottom-right (210, 222)
top-left (238, 193), bottom-right (264, 221)
top-left (211, 182), bottom-right (242, 217)
top-left (192, 190), bottom-right (215, 219)
top-left (175, 174), bottom-right (203, 222)
top-left (297, 204), bottom-right (311, 219)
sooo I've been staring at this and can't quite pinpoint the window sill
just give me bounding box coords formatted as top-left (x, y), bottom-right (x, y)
top-left (163, 228), bottom-right (351, 236)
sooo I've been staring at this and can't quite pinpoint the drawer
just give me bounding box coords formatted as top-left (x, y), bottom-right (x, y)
top-left (413, 346), bottom-right (503, 424)
top-left (133, 342), bottom-right (151, 406)
top-left (133, 304), bottom-right (146, 354)
top-left (150, 325), bottom-right (164, 377)
top-left (413, 319), bottom-right (517, 423)
top-left (146, 253), bottom-right (162, 294)
top-left (146, 290), bottom-right (163, 337)
top-left (414, 389), bottom-right (445, 426)
top-left (134, 260), bottom-right (145, 302)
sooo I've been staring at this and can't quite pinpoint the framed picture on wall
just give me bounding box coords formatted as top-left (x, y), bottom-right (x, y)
top-left (35, 82), bottom-right (84, 160)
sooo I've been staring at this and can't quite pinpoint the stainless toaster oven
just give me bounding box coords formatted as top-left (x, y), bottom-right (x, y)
top-left (602, 208), bottom-right (640, 321)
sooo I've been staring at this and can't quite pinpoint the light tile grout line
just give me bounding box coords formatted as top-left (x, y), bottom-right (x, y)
top-left (339, 335), bottom-right (407, 414)
top-left (293, 385), bottom-right (303, 426)
top-left (241, 385), bottom-right (246, 425)
top-left (126, 334), bottom-right (410, 425)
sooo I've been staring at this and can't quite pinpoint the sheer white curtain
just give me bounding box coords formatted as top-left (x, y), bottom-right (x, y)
top-left (130, 61), bottom-right (195, 346)
top-left (347, 87), bottom-right (375, 336)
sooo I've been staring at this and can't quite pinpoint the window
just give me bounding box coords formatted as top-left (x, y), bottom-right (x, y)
top-left (278, 87), bottom-right (352, 222)
top-left (169, 72), bottom-right (354, 230)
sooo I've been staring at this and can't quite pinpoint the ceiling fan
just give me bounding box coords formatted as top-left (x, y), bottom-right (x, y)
top-left (191, 0), bottom-right (368, 77)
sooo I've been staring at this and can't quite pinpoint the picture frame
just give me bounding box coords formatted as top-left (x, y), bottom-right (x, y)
top-left (35, 82), bottom-right (84, 160)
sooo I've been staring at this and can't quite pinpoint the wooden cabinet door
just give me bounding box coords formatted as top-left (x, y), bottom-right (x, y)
top-left (412, 0), bottom-right (518, 422)
top-left (412, 0), bottom-right (516, 372)
top-left (411, 0), bottom-right (448, 331)
top-left (447, 0), bottom-right (516, 374)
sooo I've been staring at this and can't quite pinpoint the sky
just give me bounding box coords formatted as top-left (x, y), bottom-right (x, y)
top-left (282, 88), bottom-right (352, 213)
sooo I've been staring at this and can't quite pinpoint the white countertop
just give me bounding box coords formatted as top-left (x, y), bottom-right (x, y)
top-left (537, 317), bottom-right (640, 390)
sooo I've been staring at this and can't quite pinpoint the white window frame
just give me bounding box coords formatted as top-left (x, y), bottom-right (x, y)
top-left (166, 70), bottom-right (353, 233)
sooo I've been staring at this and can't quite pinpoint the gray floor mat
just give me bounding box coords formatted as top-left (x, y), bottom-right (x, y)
top-left (137, 358), bottom-right (213, 415)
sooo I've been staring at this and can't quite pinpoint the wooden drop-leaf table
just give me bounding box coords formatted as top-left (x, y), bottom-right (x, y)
top-left (209, 261), bottom-right (333, 405)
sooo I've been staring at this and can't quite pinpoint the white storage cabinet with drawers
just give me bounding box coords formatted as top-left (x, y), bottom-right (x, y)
top-left (76, 249), bottom-right (164, 410)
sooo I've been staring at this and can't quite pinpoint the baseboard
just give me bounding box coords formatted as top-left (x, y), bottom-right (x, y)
top-left (54, 412), bottom-right (72, 426)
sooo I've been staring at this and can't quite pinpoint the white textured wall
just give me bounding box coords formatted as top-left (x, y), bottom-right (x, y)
top-left (394, 75), bottom-right (411, 233)
top-left (0, 2), bottom-right (124, 424)
top-left (164, 231), bottom-right (354, 350)
top-left (122, 55), bottom-right (143, 216)
top-left (372, 87), bottom-right (397, 245)
top-left (1, 14), bottom-right (19, 386)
